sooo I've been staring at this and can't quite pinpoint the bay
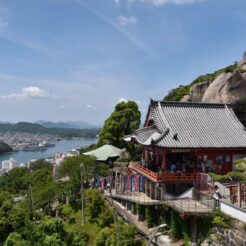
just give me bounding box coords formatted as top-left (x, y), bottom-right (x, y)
top-left (0, 138), bottom-right (97, 165)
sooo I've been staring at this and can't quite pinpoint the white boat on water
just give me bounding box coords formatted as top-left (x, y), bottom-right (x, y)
top-left (38, 141), bottom-right (55, 148)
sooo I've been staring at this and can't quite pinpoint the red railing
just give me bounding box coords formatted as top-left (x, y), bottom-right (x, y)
top-left (129, 162), bottom-right (199, 183)
top-left (129, 162), bottom-right (157, 182)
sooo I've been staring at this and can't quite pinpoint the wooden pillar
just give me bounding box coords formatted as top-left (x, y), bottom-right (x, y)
top-left (238, 183), bottom-right (242, 208)
top-left (146, 179), bottom-right (150, 197)
top-left (155, 183), bottom-right (159, 200)
top-left (126, 201), bottom-right (132, 211)
top-left (190, 216), bottom-right (197, 244)
top-left (137, 205), bottom-right (146, 221)
top-left (162, 150), bottom-right (167, 171)
top-left (132, 203), bottom-right (137, 214)
top-left (145, 148), bottom-right (149, 163)
top-left (149, 182), bottom-right (153, 199)
top-left (115, 171), bottom-right (118, 193)
top-left (150, 182), bottom-right (156, 200)
top-left (161, 184), bottom-right (166, 200)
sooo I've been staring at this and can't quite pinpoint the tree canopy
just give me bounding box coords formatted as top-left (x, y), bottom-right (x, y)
top-left (97, 101), bottom-right (141, 149)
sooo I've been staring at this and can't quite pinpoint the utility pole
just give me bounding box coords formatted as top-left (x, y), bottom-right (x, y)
top-left (28, 184), bottom-right (35, 221)
top-left (80, 163), bottom-right (85, 225)
top-left (29, 184), bottom-right (34, 212)
top-left (109, 191), bottom-right (121, 244)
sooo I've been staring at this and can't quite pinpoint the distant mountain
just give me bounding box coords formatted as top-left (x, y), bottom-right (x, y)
top-left (36, 120), bottom-right (98, 129)
top-left (0, 122), bottom-right (100, 138)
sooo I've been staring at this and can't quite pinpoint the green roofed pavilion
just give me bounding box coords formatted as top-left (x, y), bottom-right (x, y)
top-left (83, 144), bottom-right (124, 162)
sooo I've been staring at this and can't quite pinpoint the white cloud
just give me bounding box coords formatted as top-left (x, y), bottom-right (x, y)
top-left (118, 98), bottom-right (140, 105)
top-left (128, 0), bottom-right (205, 6)
top-left (75, 1), bottom-right (149, 55)
top-left (117, 15), bottom-right (138, 26)
top-left (86, 104), bottom-right (96, 110)
top-left (113, 0), bottom-right (121, 7)
top-left (0, 5), bottom-right (9, 32)
top-left (0, 87), bottom-right (49, 100)
top-left (118, 97), bottom-right (127, 102)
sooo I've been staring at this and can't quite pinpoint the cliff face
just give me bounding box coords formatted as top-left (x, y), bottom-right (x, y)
top-left (179, 52), bottom-right (246, 126)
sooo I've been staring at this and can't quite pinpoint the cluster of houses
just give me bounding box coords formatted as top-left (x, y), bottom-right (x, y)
top-left (0, 148), bottom-right (80, 176)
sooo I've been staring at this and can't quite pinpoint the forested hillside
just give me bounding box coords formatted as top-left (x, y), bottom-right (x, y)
top-left (0, 122), bottom-right (100, 138)
top-left (0, 141), bottom-right (13, 154)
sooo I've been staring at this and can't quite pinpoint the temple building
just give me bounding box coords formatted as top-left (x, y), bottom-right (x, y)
top-left (124, 100), bottom-right (246, 196)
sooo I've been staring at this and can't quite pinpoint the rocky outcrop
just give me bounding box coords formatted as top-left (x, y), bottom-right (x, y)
top-left (201, 225), bottom-right (246, 246)
top-left (181, 52), bottom-right (246, 126)
top-left (181, 81), bottom-right (211, 102)
top-left (202, 69), bottom-right (246, 126)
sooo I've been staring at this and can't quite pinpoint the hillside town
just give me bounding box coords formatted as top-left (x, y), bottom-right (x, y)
top-left (0, 132), bottom-right (59, 151)
top-left (0, 149), bottom-right (80, 176)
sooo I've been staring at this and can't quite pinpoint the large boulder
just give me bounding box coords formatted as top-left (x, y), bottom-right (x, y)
top-left (202, 70), bottom-right (246, 126)
top-left (181, 81), bottom-right (211, 102)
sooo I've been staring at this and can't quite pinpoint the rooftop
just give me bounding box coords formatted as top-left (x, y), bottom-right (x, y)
top-left (126, 100), bottom-right (246, 149)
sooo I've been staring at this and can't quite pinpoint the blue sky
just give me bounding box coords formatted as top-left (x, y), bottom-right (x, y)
top-left (0, 0), bottom-right (246, 124)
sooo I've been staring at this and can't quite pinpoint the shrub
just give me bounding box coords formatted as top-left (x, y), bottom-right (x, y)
top-left (71, 231), bottom-right (89, 246)
top-left (95, 227), bottom-right (115, 246)
top-left (212, 215), bottom-right (231, 229)
top-left (209, 171), bottom-right (244, 182)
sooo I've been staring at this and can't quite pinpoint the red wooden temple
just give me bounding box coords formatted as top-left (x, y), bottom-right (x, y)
top-left (125, 100), bottom-right (246, 193)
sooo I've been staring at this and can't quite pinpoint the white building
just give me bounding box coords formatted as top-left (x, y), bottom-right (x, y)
top-left (66, 149), bottom-right (79, 158)
top-left (1, 158), bottom-right (18, 172)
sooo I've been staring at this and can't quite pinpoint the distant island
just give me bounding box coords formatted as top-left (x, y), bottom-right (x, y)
top-left (0, 122), bottom-right (100, 138)
top-left (35, 120), bottom-right (99, 129)
top-left (0, 141), bottom-right (13, 154)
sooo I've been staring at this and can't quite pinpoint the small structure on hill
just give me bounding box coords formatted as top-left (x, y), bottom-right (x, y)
top-left (83, 144), bottom-right (126, 163)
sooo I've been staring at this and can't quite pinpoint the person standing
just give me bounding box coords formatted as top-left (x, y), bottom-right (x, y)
top-left (213, 185), bottom-right (222, 207)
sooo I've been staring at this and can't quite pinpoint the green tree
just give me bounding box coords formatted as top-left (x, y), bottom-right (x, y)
top-left (0, 167), bottom-right (29, 195)
top-left (235, 159), bottom-right (246, 173)
top-left (97, 101), bottom-right (141, 149)
top-left (29, 159), bottom-right (52, 171)
top-left (71, 231), bottom-right (88, 246)
top-left (85, 189), bottom-right (107, 222)
top-left (43, 234), bottom-right (63, 246)
top-left (4, 232), bottom-right (30, 246)
top-left (95, 227), bottom-right (115, 246)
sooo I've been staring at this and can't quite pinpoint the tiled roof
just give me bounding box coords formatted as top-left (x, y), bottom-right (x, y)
top-left (127, 101), bottom-right (246, 149)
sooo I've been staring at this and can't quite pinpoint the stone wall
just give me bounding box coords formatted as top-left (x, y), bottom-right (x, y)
top-left (201, 224), bottom-right (246, 246)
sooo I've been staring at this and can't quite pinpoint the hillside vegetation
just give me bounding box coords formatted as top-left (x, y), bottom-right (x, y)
top-left (0, 156), bottom-right (143, 245)
top-left (164, 63), bottom-right (237, 101)
top-left (0, 122), bottom-right (100, 138)
top-left (0, 141), bottom-right (13, 154)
